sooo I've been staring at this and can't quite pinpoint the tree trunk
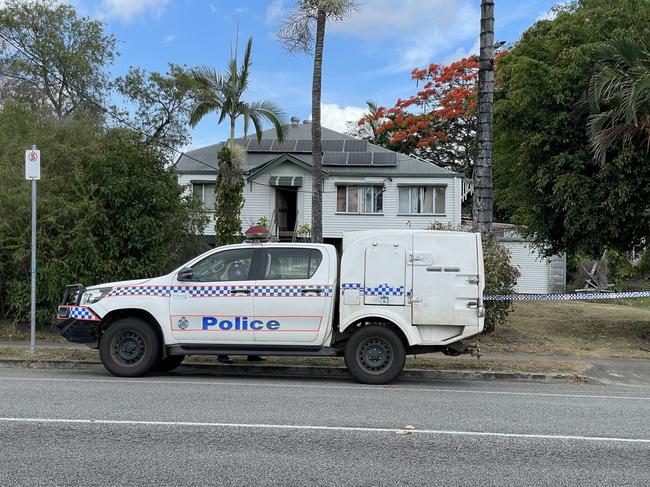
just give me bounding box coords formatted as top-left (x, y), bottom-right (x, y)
top-left (229, 116), bottom-right (236, 148)
top-left (310, 9), bottom-right (326, 243)
top-left (473, 0), bottom-right (495, 234)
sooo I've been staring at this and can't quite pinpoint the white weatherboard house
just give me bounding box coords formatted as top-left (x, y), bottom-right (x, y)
top-left (175, 118), bottom-right (565, 293)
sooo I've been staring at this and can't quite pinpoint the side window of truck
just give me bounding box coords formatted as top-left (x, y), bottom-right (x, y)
top-left (190, 249), bottom-right (254, 282)
top-left (259, 248), bottom-right (323, 280)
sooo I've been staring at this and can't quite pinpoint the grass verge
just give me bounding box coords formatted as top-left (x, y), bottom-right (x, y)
top-left (481, 300), bottom-right (650, 359)
top-left (0, 346), bottom-right (589, 375)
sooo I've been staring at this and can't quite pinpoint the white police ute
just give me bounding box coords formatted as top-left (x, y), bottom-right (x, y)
top-left (57, 229), bottom-right (485, 384)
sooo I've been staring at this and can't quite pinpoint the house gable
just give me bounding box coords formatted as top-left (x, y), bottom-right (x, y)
top-left (247, 153), bottom-right (325, 182)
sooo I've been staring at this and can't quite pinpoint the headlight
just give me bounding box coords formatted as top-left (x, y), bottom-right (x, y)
top-left (81, 287), bottom-right (113, 304)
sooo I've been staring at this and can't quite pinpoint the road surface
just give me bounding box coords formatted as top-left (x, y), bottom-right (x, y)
top-left (0, 367), bottom-right (648, 486)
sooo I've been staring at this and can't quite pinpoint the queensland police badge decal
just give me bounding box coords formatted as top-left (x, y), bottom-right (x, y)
top-left (177, 316), bottom-right (189, 330)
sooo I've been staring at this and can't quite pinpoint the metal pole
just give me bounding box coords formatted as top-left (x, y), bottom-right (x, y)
top-left (30, 144), bottom-right (37, 354)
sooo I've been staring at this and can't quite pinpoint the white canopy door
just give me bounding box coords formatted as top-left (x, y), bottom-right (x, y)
top-left (411, 233), bottom-right (480, 327)
top-left (364, 243), bottom-right (407, 306)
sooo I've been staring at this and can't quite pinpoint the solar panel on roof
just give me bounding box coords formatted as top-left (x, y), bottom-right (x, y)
top-left (233, 138), bottom-right (251, 149)
top-left (346, 152), bottom-right (372, 165)
top-left (248, 139), bottom-right (273, 151)
top-left (321, 139), bottom-right (344, 152)
top-left (344, 140), bottom-right (367, 152)
top-left (372, 152), bottom-right (397, 166)
top-left (322, 152), bottom-right (348, 165)
top-left (270, 139), bottom-right (297, 152)
top-left (295, 139), bottom-right (312, 152)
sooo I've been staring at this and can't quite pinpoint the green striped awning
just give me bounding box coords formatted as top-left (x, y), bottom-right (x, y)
top-left (269, 176), bottom-right (303, 187)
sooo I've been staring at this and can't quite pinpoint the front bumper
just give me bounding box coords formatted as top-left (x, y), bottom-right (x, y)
top-left (56, 316), bottom-right (101, 344)
top-left (56, 284), bottom-right (102, 344)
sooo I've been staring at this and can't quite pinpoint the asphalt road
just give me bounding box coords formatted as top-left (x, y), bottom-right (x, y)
top-left (0, 368), bottom-right (648, 486)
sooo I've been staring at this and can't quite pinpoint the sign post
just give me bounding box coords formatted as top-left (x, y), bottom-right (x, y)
top-left (25, 146), bottom-right (40, 354)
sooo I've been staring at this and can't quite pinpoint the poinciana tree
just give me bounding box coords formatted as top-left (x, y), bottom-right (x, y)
top-left (355, 57), bottom-right (480, 176)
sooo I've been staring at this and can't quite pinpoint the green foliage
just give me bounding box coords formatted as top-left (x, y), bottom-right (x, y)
top-left (493, 0), bottom-right (650, 257)
top-left (190, 37), bottom-right (287, 146)
top-left (0, 103), bottom-right (207, 326)
top-left (214, 147), bottom-right (245, 246)
top-left (256, 216), bottom-right (270, 229)
top-left (115, 64), bottom-right (197, 151)
top-left (587, 37), bottom-right (650, 162)
top-left (482, 236), bottom-right (520, 333)
top-left (0, 0), bottom-right (116, 118)
top-left (637, 248), bottom-right (650, 276)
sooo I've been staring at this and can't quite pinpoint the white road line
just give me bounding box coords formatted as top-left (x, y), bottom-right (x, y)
top-left (0, 417), bottom-right (648, 444)
top-left (0, 375), bottom-right (648, 401)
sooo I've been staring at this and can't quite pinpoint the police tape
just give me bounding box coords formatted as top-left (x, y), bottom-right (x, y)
top-left (483, 290), bottom-right (650, 302)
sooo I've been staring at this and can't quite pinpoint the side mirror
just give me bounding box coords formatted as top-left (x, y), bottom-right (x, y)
top-left (176, 267), bottom-right (195, 282)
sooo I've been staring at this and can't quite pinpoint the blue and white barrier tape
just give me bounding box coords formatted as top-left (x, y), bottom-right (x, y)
top-left (483, 291), bottom-right (650, 302)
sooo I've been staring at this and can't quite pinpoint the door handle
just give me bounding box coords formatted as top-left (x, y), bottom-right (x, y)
top-left (301, 288), bottom-right (323, 293)
top-left (230, 289), bottom-right (251, 294)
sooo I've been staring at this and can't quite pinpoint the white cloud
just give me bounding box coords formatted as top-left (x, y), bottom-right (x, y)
top-left (98, 0), bottom-right (170, 23)
top-left (266, 0), bottom-right (285, 25)
top-left (163, 34), bottom-right (176, 44)
top-left (208, 3), bottom-right (217, 14)
top-left (235, 7), bottom-right (249, 14)
top-left (319, 103), bottom-right (367, 133)
top-left (330, 0), bottom-right (479, 72)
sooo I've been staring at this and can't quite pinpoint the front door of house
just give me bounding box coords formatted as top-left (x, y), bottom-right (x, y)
top-left (275, 187), bottom-right (297, 233)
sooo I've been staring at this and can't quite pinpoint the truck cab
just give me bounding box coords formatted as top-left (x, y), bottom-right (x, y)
top-left (57, 230), bottom-right (484, 384)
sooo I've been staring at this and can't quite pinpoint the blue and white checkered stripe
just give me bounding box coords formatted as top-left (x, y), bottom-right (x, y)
top-left (254, 286), bottom-right (334, 297)
top-left (484, 291), bottom-right (650, 301)
top-left (69, 306), bottom-right (99, 320)
top-left (109, 285), bottom-right (334, 298)
top-left (341, 283), bottom-right (412, 297)
top-left (110, 286), bottom-right (173, 297)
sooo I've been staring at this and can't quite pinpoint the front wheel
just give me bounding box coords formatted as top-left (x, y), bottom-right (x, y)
top-left (99, 317), bottom-right (160, 377)
top-left (344, 325), bottom-right (406, 384)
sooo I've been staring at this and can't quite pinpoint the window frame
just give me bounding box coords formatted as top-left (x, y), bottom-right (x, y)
top-left (192, 182), bottom-right (216, 211)
top-left (255, 247), bottom-right (324, 281)
top-left (189, 248), bottom-right (255, 282)
top-left (336, 184), bottom-right (384, 215)
top-left (397, 185), bottom-right (446, 216)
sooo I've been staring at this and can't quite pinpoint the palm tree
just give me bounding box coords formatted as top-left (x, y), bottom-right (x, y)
top-left (190, 36), bottom-right (287, 149)
top-left (587, 37), bottom-right (650, 163)
top-left (278, 1), bottom-right (358, 243)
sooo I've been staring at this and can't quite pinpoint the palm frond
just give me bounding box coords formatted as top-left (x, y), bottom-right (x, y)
top-left (587, 37), bottom-right (650, 162)
top-left (243, 100), bottom-right (288, 142)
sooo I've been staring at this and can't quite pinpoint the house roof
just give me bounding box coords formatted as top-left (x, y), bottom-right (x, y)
top-left (175, 122), bottom-right (460, 178)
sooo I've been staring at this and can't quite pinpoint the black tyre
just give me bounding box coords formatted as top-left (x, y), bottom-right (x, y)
top-left (344, 325), bottom-right (406, 384)
top-left (99, 317), bottom-right (161, 377)
top-left (157, 354), bottom-right (185, 373)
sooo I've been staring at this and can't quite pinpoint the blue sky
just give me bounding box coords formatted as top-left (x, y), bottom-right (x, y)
top-left (72, 0), bottom-right (558, 150)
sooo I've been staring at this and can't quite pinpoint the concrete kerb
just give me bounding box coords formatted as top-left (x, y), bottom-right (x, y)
top-left (0, 358), bottom-right (597, 385)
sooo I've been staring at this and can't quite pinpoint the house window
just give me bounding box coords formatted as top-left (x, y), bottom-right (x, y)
top-left (398, 186), bottom-right (445, 214)
top-left (336, 185), bottom-right (383, 214)
top-left (192, 183), bottom-right (215, 210)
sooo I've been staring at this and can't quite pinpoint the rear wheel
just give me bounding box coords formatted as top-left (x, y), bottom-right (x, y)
top-left (99, 317), bottom-right (160, 377)
top-left (344, 325), bottom-right (406, 384)
top-left (158, 354), bottom-right (185, 372)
